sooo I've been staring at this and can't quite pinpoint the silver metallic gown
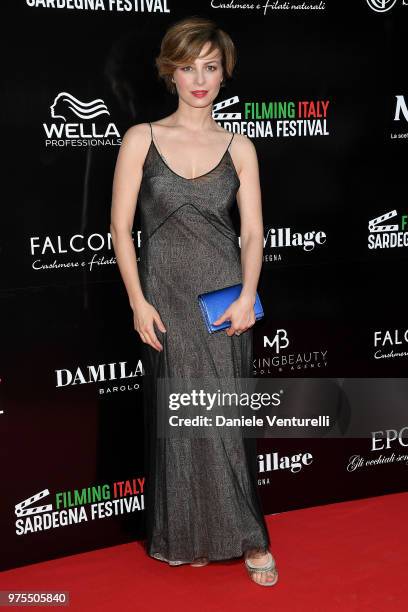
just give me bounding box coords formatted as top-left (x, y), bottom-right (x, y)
top-left (138, 122), bottom-right (270, 565)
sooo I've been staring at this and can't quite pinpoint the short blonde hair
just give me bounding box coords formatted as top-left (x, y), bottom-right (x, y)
top-left (155, 16), bottom-right (237, 94)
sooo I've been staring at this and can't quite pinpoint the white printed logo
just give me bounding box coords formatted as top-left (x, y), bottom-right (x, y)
top-left (264, 330), bottom-right (290, 353)
top-left (213, 96), bottom-right (241, 120)
top-left (44, 91), bottom-right (120, 147)
top-left (368, 210), bottom-right (408, 249)
top-left (214, 95), bottom-right (329, 138)
top-left (368, 210), bottom-right (399, 233)
top-left (15, 489), bottom-right (52, 517)
top-left (366, 0), bottom-right (398, 12)
top-left (50, 92), bottom-right (110, 121)
top-left (394, 95), bottom-right (408, 122)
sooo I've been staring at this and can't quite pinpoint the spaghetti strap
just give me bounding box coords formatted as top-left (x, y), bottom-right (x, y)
top-left (149, 122), bottom-right (166, 160)
top-left (227, 131), bottom-right (235, 150)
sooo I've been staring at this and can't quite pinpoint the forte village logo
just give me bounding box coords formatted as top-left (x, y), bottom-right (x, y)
top-left (44, 92), bottom-right (121, 148)
top-left (261, 225), bottom-right (327, 263)
top-left (373, 328), bottom-right (408, 360)
top-left (257, 450), bottom-right (314, 486)
top-left (213, 95), bottom-right (330, 138)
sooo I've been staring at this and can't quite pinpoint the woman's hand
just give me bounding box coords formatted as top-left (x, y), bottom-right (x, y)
top-left (132, 298), bottom-right (166, 351)
top-left (212, 294), bottom-right (256, 337)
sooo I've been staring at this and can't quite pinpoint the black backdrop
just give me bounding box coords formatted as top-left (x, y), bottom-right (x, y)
top-left (1, 0), bottom-right (408, 572)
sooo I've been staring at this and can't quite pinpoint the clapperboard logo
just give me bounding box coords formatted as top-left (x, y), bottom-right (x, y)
top-left (368, 210), bottom-right (399, 233)
top-left (368, 210), bottom-right (408, 249)
top-left (15, 489), bottom-right (53, 517)
top-left (212, 96), bottom-right (241, 120)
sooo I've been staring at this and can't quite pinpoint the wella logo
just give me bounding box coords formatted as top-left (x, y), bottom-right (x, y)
top-left (43, 92), bottom-right (120, 147)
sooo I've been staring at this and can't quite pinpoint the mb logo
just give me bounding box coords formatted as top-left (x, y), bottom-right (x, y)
top-left (263, 330), bottom-right (289, 353)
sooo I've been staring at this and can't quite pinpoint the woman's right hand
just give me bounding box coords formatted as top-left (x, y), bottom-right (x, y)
top-left (132, 299), bottom-right (167, 352)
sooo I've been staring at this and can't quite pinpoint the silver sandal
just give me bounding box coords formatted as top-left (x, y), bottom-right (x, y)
top-left (245, 551), bottom-right (279, 586)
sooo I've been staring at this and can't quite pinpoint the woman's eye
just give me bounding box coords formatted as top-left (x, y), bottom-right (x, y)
top-left (181, 65), bottom-right (217, 71)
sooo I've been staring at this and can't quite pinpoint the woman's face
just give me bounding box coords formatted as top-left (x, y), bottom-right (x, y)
top-left (172, 41), bottom-right (224, 106)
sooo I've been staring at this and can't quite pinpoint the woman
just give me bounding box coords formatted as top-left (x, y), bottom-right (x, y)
top-left (110, 16), bottom-right (278, 586)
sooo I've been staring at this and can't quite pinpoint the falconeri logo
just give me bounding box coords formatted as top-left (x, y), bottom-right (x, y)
top-left (373, 329), bottom-right (408, 360)
top-left (43, 92), bottom-right (121, 147)
top-left (214, 95), bottom-right (330, 138)
top-left (29, 230), bottom-right (142, 272)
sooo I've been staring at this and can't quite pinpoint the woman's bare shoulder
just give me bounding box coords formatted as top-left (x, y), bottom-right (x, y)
top-left (121, 122), bottom-right (151, 147)
top-left (116, 123), bottom-right (153, 172)
top-left (232, 132), bottom-right (256, 152)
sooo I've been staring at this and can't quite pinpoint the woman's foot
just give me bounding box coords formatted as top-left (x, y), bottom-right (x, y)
top-left (245, 550), bottom-right (278, 586)
top-left (190, 557), bottom-right (209, 567)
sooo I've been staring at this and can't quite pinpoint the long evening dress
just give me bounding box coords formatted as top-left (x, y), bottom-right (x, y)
top-left (138, 121), bottom-right (270, 565)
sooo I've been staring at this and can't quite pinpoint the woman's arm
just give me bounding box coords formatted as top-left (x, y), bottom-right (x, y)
top-left (110, 123), bottom-right (166, 351)
top-left (235, 136), bottom-right (264, 304)
top-left (213, 135), bottom-right (264, 336)
top-left (110, 124), bottom-right (147, 310)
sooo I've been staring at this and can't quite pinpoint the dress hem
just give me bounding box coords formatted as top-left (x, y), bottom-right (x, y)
top-left (148, 544), bottom-right (270, 566)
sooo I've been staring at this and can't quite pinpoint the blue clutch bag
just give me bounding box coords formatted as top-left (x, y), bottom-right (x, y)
top-left (198, 283), bottom-right (264, 334)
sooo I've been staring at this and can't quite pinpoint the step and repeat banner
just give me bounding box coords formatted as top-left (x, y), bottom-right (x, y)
top-left (1, 0), bottom-right (408, 571)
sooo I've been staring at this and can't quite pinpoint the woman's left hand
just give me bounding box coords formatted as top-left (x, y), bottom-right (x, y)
top-left (212, 294), bottom-right (256, 337)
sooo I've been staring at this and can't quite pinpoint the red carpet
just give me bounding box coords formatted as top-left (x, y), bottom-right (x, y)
top-left (1, 492), bottom-right (407, 611)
